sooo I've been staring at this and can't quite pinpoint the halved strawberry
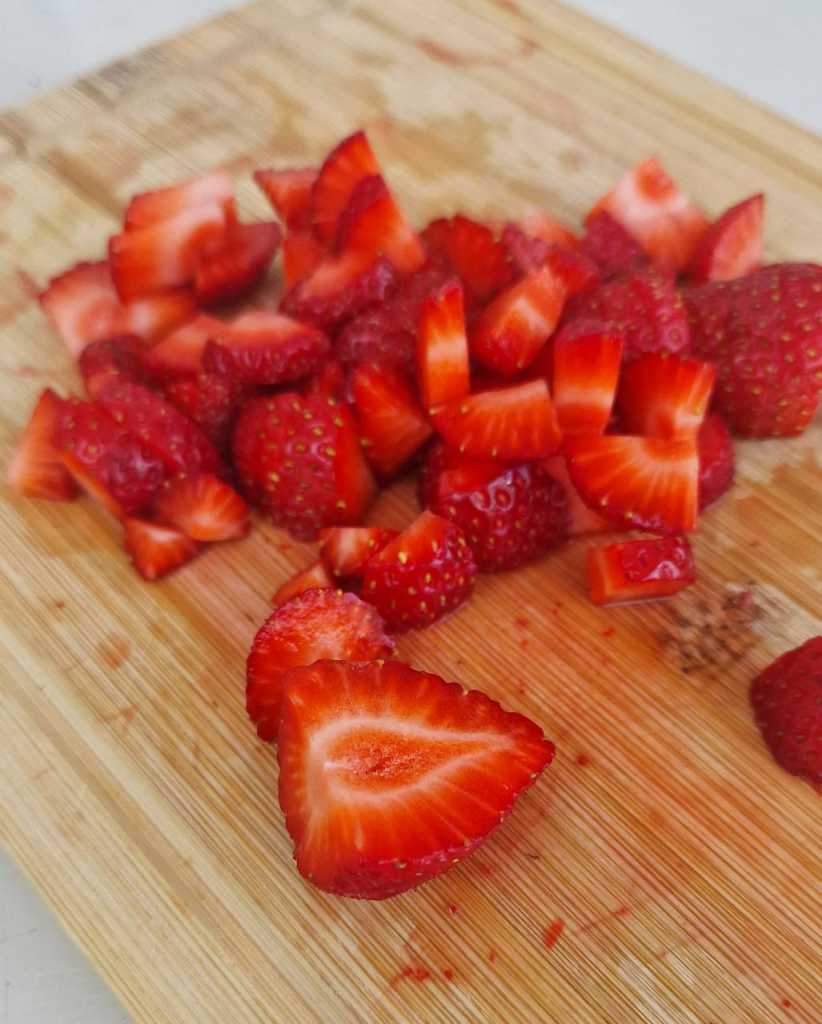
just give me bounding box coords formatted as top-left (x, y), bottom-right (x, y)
top-left (143, 314), bottom-right (226, 377)
top-left (39, 261), bottom-right (126, 358)
top-left (202, 311), bottom-right (329, 387)
top-left (319, 526), bottom-right (399, 577)
top-left (470, 266), bottom-right (567, 376)
top-left (350, 362), bottom-right (433, 477)
top-left (195, 221), bottom-right (281, 306)
top-left (517, 210), bottom-right (578, 249)
top-left (590, 157), bottom-right (709, 271)
top-left (433, 379), bottom-right (562, 461)
top-left (154, 473), bottom-right (248, 541)
top-left (162, 370), bottom-right (246, 452)
top-left (78, 335), bottom-right (148, 399)
top-left (124, 172), bottom-right (234, 229)
top-left (687, 194), bottom-right (764, 283)
top-left (7, 389), bottom-right (78, 501)
top-left (336, 175), bottom-right (425, 276)
top-left (247, 589), bottom-right (394, 741)
top-left (541, 455), bottom-right (611, 536)
top-left (564, 434), bottom-right (699, 533)
top-left (123, 288), bottom-right (197, 342)
top-left (311, 131), bottom-right (381, 243)
top-left (282, 231), bottom-right (325, 290)
top-left (587, 535), bottom-right (696, 605)
top-left (281, 250), bottom-right (396, 328)
top-left (552, 331), bottom-right (623, 436)
top-left (417, 278), bottom-right (470, 410)
top-left (277, 659), bottom-right (555, 899)
top-left (618, 353), bottom-right (715, 438)
top-left (122, 517), bottom-right (199, 580)
top-left (272, 560), bottom-right (334, 608)
top-left (421, 215), bottom-right (514, 303)
top-left (579, 210), bottom-right (649, 279)
top-left (254, 168), bottom-right (317, 231)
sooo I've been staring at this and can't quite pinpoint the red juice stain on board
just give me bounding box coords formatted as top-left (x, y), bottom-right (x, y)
top-left (576, 753), bottom-right (591, 767)
top-left (543, 919), bottom-right (565, 950)
top-left (488, 949), bottom-right (498, 964)
top-left (442, 968), bottom-right (455, 982)
top-left (447, 903), bottom-right (459, 915)
top-left (519, 637), bottom-right (530, 649)
top-left (390, 965), bottom-right (431, 986)
top-left (514, 615), bottom-right (530, 630)
top-left (601, 626), bottom-right (615, 638)
top-left (54, 599), bottom-right (66, 610)
top-left (781, 998), bottom-right (792, 1010)
top-left (97, 634), bottom-right (130, 670)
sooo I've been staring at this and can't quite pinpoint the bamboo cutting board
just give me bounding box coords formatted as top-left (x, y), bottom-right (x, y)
top-left (1, 1), bottom-right (820, 1021)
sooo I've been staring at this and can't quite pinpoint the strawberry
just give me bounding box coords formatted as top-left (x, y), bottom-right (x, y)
top-left (697, 413), bottom-right (735, 511)
top-left (282, 231), bottom-right (325, 290)
top-left (305, 358), bottom-right (346, 401)
top-left (417, 279), bottom-right (470, 410)
top-left (254, 167), bottom-right (317, 231)
top-left (161, 370), bottom-right (246, 452)
top-left (361, 510), bottom-right (477, 631)
top-left (78, 336), bottom-right (148, 400)
top-left (502, 226), bottom-right (599, 297)
top-left (319, 526), bottom-right (399, 577)
top-left (433, 379), bottom-right (562, 461)
top-left (421, 215), bottom-right (514, 302)
top-left (122, 517), bottom-right (199, 580)
top-left (246, 589), bottom-right (394, 741)
top-left (470, 266), bottom-right (567, 376)
top-left (154, 473), bottom-right (249, 541)
top-left (750, 637), bottom-right (822, 784)
top-left (590, 157), bottom-right (708, 271)
top-left (143, 314), bottom-right (226, 377)
top-left (7, 389), bottom-right (78, 502)
top-left (686, 263), bottom-right (822, 437)
top-left (281, 250), bottom-right (396, 328)
top-left (194, 221), bottom-right (281, 306)
top-left (350, 362), bottom-right (433, 477)
top-left (587, 535), bottom-right (696, 605)
top-left (618, 353), bottom-right (715, 438)
top-left (516, 210), bottom-right (578, 249)
top-left (232, 392), bottom-right (375, 539)
top-left (558, 266), bottom-right (690, 362)
top-left (272, 560), bottom-right (334, 608)
top-left (579, 210), bottom-right (649, 279)
top-left (123, 289), bottom-right (197, 342)
top-left (565, 434), bottom-right (699, 533)
top-left (688, 194), bottom-right (764, 283)
top-left (311, 131), bottom-right (381, 243)
top-left (39, 261), bottom-right (126, 358)
top-left (336, 175), bottom-right (425, 276)
top-left (201, 311), bottom-right (329, 387)
top-left (552, 331), bottom-right (623, 436)
top-left (541, 455), bottom-right (611, 535)
top-left (124, 172), bottom-right (234, 229)
top-left (417, 441), bottom-right (503, 510)
top-left (276, 659), bottom-right (555, 898)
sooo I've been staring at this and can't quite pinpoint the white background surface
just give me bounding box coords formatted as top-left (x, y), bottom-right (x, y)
top-left (1, 2), bottom-right (820, 1023)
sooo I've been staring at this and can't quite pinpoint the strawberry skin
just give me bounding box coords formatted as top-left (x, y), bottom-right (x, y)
top-left (272, 561), bottom-right (334, 608)
top-left (154, 473), bottom-right (249, 542)
top-left (335, 174), bottom-right (425, 276)
top-left (281, 250), bottom-right (397, 329)
top-left (688, 194), bottom-right (764, 283)
top-left (750, 637), bottom-right (822, 784)
top-left (319, 526), bottom-right (399, 578)
top-left (552, 331), bottom-right (623, 436)
top-left (311, 131), bottom-right (381, 243)
top-left (587, 535), bottom-right (696, 605)
top-left (254, 167), bottom-right (317, 231)
top-left (162, 370), bottom-right (246, 452)
top-left (350, 362), bottom-right (433, 477)
top-left (580, 210), bottom-right (648, 279)
top-left (78, 336), bottom-right (148, 400)
top-left (618, 353), bottom-right (715, 438)
top-left (277, 659), bottom-right (555, 899)
top-left (422, 215), bottom-right (514, 303)
top-left (7, 389), bottom-right (78, 502)
top-left (122, 518), bottom-right (199, 580)
top-left (417, 278), bottom-right (470, 410)
top-left (697, 413), bottom-right (735, 511)
top-left (195, 220), bottom-right (281, 306)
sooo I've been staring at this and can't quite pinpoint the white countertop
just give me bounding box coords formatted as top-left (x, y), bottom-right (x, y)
top-left (1, 3), bottom-right (820, 1023)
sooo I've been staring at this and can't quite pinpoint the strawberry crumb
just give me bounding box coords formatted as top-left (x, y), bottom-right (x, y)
top-left (576, 753), bottom-right (591, 766)
top-left (488, 949), bottom-right (498, 964)
top-left (447, 902), bottom-right (459, 915)
top-left (781, 999), bottom-right (792, 1010)
top-left (543, 919), bottom-right (565, 949)
top-left (514, 615), bottom-right (530, 629)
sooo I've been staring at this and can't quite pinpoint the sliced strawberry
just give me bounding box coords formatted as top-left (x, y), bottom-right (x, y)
top-left (7, 389), bottom-right (78, 502)
top-left (272, 560), bottom-right (334, 609)
top-left (195, 221), bottom-right (281, 306)
top-left (417, 441), bottom-right (504, 510)
top-left (247, 589), bottom-right (394, 741)
top-left (124, 172), bottom-right (234, 229)
top-left (590, 157), bottom-right (709, 271)
top-left (541, 455), bottom-right (611, 536)
top-left (154, 473), bottom-right (248, 541)
top-left (697, 413), bottom-right (735, 511)
top-left (421, 215), bottom-right (514, 303)
top-left (39, 261), bottom-right (127, 358)
top-left (122, 518), bottom-right (199, 580)
top-left (362, 510), bottom-right (477, 631)
top-left (319, 526), bottom-right (399, 577)
top-left (305, 357), bottom-right (346, 401)
top-left (254, 167), bottom-right (317, 231)
top-left (618, 353), bottom-right (715, 438)
top-left (78, 336), bottom-right (148, 400)
top-left (123, 288), bottom-right (197, 342)
top-left (471, 266), bottom-right (567, 376)
top-left (336, 174), bottom-right (425, 276)
top-left (416, 278), bottom-right (470, 410)
top-left (502, 226), bottom-right (599, 297)
top-left (277, 659), bottom-right (555, 899)
top-left (552, 331), bottom-right (623, 436)
top-left (565, 434), bottom-right (699, 533)
top-left (311, 131), bottom-right (381, 243)
top-left (162, 370), bottom-right (245, 452)
top-left (587, 535), bottom-right (695, 605)
top-left (281, 250), bottom-right (396, 328)
top-left (282, 231), bottom-right (325, 290)
top-left (517, 211), bottom-right (578, 249)
top-left (143, 314), bottom-right (226, 377)
top-left (579, 210), bottom-right (649, 279)
top-left (433, 379), bottom-right (562, 461)
top-left (202, 311), bottom-right (329, 387)
top-left (350, 362), bottom-right (433, 477)
top-left (687, 194), bottom-right (764, 283)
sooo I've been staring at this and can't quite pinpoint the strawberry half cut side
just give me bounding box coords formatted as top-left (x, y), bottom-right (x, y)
top-left (688, 194), bottom-right (764, 283)
top-left (417, 278), bottom-right (470, 411)
top-left (350, 362), bottom-right (433, 477)
top-left (336, 174), bottom-right (425, 276)
top-left (154, 473), bottom-right (249, 541)
top-left (552, 331), bottom-right (623, 436)
top-left (7, 389), bottom-right (78, 502)
top-left (254, 168), bottom-right (318, 231)
top-left (319, 526), bottom-right (399, 578)
top-left (272, 561), bottom-right (334, 608)
top-left (195, 221), bottom-right (281, 306)
top-left (122, 518), bottom-right (200, 580)
top-left (311, 131), bottom-right (381, 244)
top-left (618, 353), bottom-right (715, 438)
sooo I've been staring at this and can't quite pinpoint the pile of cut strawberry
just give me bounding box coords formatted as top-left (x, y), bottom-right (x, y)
top-left (8, 132), bottom-right (822, 897)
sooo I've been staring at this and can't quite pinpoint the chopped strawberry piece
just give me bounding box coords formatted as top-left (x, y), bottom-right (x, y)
top-left (422, 215), bottom-right (514, 303)
top-left (272, 560), bottom-right (334, 608)
top-left (39, 261), bottom-right (126, 358)
top-left (587, 535), bottom-right (696, 605)
top-left (417, 279), bottom-right (470, 410)
top-left (688, 194), bottom-right (764, 283)
top-left (277, 659), bottom-right (554, 898)
top-left (124, 172), bottom-right (234, 229)
top-left (311, 131), bottom-right (381, 243)
top-left (7, 389), bottom-right (78, 502)
top-left (162, 370), bottom-right (246, 452)
top-left (541, 455), bottom-right (611, 536)
top-left (247, 589), bottom-right (394, 741)
top-left (580, 210), bottom-right (649, 279)
top-left (697, 413), bottom-right (735, 511)
top-left (350, 363), bottom-right (433, 477)
top-left (195, 221), bottom-right (281, 306)
top-left (154, 473), bottom-right (249, 541)
top-left (143, 314), bottom-right (226, 377)
top-left (362, 510), bottom-right (477, 631)
top-left (78, 336), bottom-right (148, 400)
top-left (433, 379), bottom-right (562, 461)
top-left (619, 353), bottom-right (715, 438)
top-left (122, 518), bottom-right (199, 580)
top-left (417, 441), bottom-right (503, 510)
top-left (336, 175), bottom-right (425, 276)
top-left (590, 157), bottom-right (709, 271)
top-left (282, 231), bottom-right (325, 290)
top-left (305, 357), bottom-right (346, 401)
top-left (123, 289), bottom-right (197, 342)
top-left (281, 250), bottom-right (396, 328)
top-left (517, 211), bottom-right (578, 249)
top-left (319, 526), bottom-right (399, 577)
top-left (565, 434), bottom-right (699, 533)
top-left (552, 331), bottom-right (623, 436)
top-left (502, 226), bottom-right (599, 297)
top-left (254, 167), bottom-right (317, 231)
top-left (471, 266), bottom-right (567, 376)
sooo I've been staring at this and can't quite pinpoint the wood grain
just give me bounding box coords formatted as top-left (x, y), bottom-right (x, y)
top-left (1, 1), bottom-right (821, 1022)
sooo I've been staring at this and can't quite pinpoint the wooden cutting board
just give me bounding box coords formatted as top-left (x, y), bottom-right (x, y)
top-left (1, 1), bottom-right (820, 1021)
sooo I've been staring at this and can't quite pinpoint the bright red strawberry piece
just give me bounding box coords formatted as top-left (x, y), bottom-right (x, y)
top-left (686, 263), bottom-right (822, 437)
top-left (194, 221), bottom-right (281, 306)
top-left (587, 535), bottom-right (696, 605)
top-left (362, 510), bottom-right (477, 631)
top-left (750, 637), bottom-right (822, 784)
top-left (277, 659), bottom-right (555, 898)
top-left (417, 441), bottom-right (504, 510)
top-left (416, 278), bottom-right (470, 410)
top-left (154, 473), bottom-right (248, 541)
top-left (281, 250), bottom-right (396, 328)
top-left (162, 370), bottom-right (245, 452)
top-left (123, 289), bottom-right (197, 342)
top-left (78, 335), bottom-right (148, 400)
top-left (350, 362), bottom-right (433, 477)
top-left (579, 210), bottom-right (649, 279)
top-left (311, 131), bottom-right (381, 243)
top-left (421, 215), bottom-right (514, 303)
top-left (282, 231), bottom-right (325, 290)
top-left (697, 413), bottom-right (734, 511)
top-left (433, 379), bottom-right (562, 461)
top-left (517, 210), bottom-right (578, 249)
top-left (590, 157), bottom-right (709, 271)
top-left (254, 167), bottom-right (317, 231)
top-left (247, 589), bottom-right (394, 742)
top-left (618, 353), bottom-right (715, 438)
top-left (470, 266), bottom-right (567, 376)
top-left (541, 455), bottom-right (611, 535)
top-left (319, 526), bottom-right (399, 577)
top-left (305, 357), bottom-right (346, 401)
top-left (232, 392), bottom-right (375, 539)
top-left (272, 560), bottom-right (334, 608)
top-left (688, 194), bottom-right (764, 283)
top-left (202, 311), bottom-right (329, 387)
top-left (124, 172), bottom-right (234, 229)
top-left (565, 434), bottom-right (699, 533)
top-left (143, 314), bottom-right (226, 377)
top-left (39, 261), bottom-right (127, 358)
top-left (502, 226), bottom-right (600, 297)
top-left (552, 331), bottom-right (623, 436)
top-left (7, 389), bottom-right (78, 502)
top-left (122, 517), bottom-right (199, 580)
top-left (336, 175), bottom-right (425, 276)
